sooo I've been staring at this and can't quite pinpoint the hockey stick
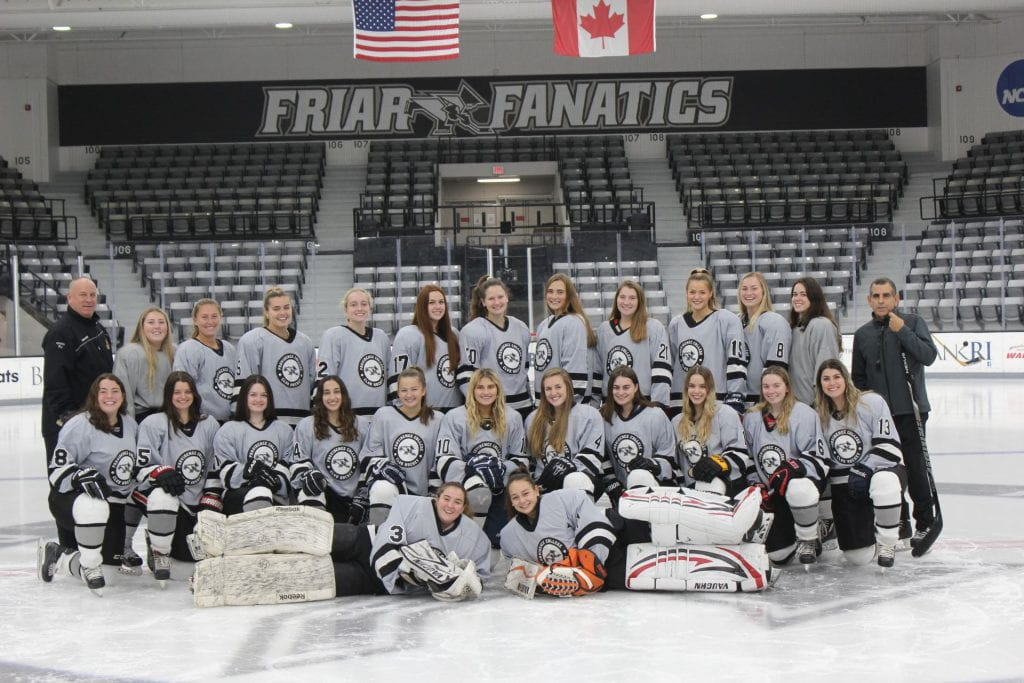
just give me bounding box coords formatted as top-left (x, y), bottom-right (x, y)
top-left (900, 352), bottom-right (942, 558)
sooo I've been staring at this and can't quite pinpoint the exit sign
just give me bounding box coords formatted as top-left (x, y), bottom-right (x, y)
top-left (492, 165), bottom-right (504, 175)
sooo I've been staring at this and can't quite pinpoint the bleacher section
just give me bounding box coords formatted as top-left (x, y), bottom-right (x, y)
top-left (669, 130), bottom-right (907, 227)
top-left (1, 156), bottom-right (76, 242)
top-left (132, 241), bottom-right (309, 341)
top-left (85, 143), bottom-right (324, 240)
top-left (553, 260), bottom-right (669, 327)
top-left (352, 264), bottom-right (463, 335)
top-left (931, 129), bottom-right (1024, 219)
top-left (700, 226), bottom-right (873, 315)
top-left (901, 218), bottom-right (1024, 330)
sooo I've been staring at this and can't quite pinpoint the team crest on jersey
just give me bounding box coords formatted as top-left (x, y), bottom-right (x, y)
top-left (612, 433), bottom-right (644, 468)
top-left (176, 449), bottom-right (206, 485)
top-left (247, 440), bottom-right (279, 465)
top-left (359, 354), bottom-right (386, 388)
top-left (392, 433), bottom-right (426, 468)
top-left (543, 442), bottom-right (572, 463)
top-left (471, 441), bottom-right (503, 459)
top-left (607, 346), bottom-right (634, 374)
top-left (829, 429), bottom-right (864, 466)
top-left (497, 342), bottom-right (523, 374)
top-left (757, 444), bottom-right (786, 475)
top-left (678, 438), bottom-right (708, 466)
top-left (276, 353), bottom-right (304, 389)
top-left (213, 367), bottom-right (235, 400)
top-left (677, 340), bottom-right (705, 371)
top-left (534, 338), bottom-right (553, 371)
top-left (325, 445), bottom-right (358, 480)
top-left (537, 538), bottom-right (569, 564)
top-left (109, 449), bottom-right (136, 487)
top-left (436, 354), bottom-right (455, 388)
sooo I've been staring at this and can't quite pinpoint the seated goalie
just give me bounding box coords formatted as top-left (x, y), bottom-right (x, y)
top-left (500, 471), bottom-right (775, 597)
top-left (191, 482), bottom-right (490, 606)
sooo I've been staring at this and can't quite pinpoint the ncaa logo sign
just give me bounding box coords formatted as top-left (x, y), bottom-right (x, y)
top-left (997, 59), bottom-right (1024, 117)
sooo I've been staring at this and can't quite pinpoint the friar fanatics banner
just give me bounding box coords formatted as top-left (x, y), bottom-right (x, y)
top-left (58, 66), bottom-right (925, 145)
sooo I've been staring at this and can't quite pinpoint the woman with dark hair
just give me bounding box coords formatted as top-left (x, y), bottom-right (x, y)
top-left (318, 287), bottom-right (391, 417)
top-left (533, 273), bottom-right (597, 403)
top-left (39, 373), bottom-right (138, 595)
top-left (525, 368), bottom-right (607, 497)
top-left (173, 298), bottom-right (237, 422)
top-left (362, 367), bottom-right (442, 525)
top-left (599, 366), bottom-right (676, 497)
top-left (815, 359), bottom-right (905, 570)
top-left (789, 277), bottom-right (842, 406)
top-left (738, 272), bottom-right (791, 405)
top-left (114, 306), bottom-right (176, 421)
top-left (290, 375), bottom-right (368, 523)
top-left (742, 366), bottom-right (827, 567)
top-left (456, 276), bottom-right (532, 417)
top-left (236, 287), bottom-right (316, 425)
top-left (594, 279), bottom-right (672, 407)
top-left (388, 284), bottom-right (462, 411)
top-left (122, 370), bottom-right (221, 582)
top-left (212, 374), bottom-right (295, 515)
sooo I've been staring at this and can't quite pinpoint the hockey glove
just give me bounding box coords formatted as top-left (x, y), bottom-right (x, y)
top-left (465, 454), bottom-right (505, 493)
top-left (690, 454), bottom-right (730, 483)
top-left (626, 456), bottom-right (662, 477)
top-left (243, 458), bottom-right (280, 491)
top-left (150, 466), bottom-right (187, 496)
top-left (753, 482), bottom-right (773, 511)
top-left (846, 463), bottom-right (873, 501)
top-left (428, 552), bottom-right (483, 602)
top-left (537, 456), bottom-right (577, 491)
top-left (300, 470), bottom-right (327, 497)
top-left (536, 547), bottom-right (606, 597)
top-left (368, 460), bottom-right (405, 488)
top-left (197, 490), bottom-right (223, 513)
top-left (724, 392), bottom-right (747, 415)
top-left (72, 467), bottom-right (111, 500)
top-left (347, 490), bottom-right (369, 525)
top-left (767, 459), bottom-right (807, 498)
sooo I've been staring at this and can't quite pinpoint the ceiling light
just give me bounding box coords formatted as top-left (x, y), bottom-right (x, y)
top-left (700, 13), bottom-right (718, 20)
top-left (275, 22), bottom-right (293, 29)
top-left (477, 177), bottom-right (521, 183)
top-left (52, 26), bottom-right (71, 31)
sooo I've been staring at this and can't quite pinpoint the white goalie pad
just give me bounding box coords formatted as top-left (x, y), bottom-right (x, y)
top-left (504, 558), bottom-right (542, 600)
top-left (625, 542), bottom-right (772, 593)
top-left (619, 485), bottom-right (763, 545)
top-left (195, 506), bottom-right (334, 558)
top-left (191, 553), bottom-right (336, 607)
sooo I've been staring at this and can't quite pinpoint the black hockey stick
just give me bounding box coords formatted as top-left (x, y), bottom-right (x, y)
top-left (901, 352), bottom-right (942, 558)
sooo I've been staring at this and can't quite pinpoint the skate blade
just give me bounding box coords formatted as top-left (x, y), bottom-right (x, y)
top-left (119, 566), bottom-right (143, 577)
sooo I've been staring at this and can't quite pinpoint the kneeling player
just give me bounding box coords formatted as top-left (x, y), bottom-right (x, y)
top-left (39, 374), bottom-right (139, 594)
top-left (816, 360), bottom-right (905, 569)
top-left (500, 472), bottom-right (772, 597)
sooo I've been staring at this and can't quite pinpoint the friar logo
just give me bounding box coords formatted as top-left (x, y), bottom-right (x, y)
top-left (359, 354), bottom-right (385, 388)
top-left (606, 346), bottom-right (633, 374)
top-left (679, 438), bottom-right (707, 466)
top-left (392, 434), bottom-right (425, 468)
top-left (471, 441), bottom-right (503, 460)
top-left (829, 429), bottom-right (864, 466)
top-left (214, 367), bottom-right (235, 400)
top-left (109, 450), bottom-right (136, 487)
top-left (436, 354), bottom-right (455, 388)
top-left (537, 538), bottom-right (569, 564)
top-left (534, 339), bottom-right (553, 372)
top-left (497, 342), bottom-right (523, 374)
top-left (176, 450), bottom-right (206, 485)
top-left (325, 445), bottom-right (358, 481)
top-left (677, 340), bottom-right (705, 371)
top-left (612, 433), bottom-right (645, 468)
top-left (276, 353), bottom-right (304, 389)
top-left (757, 444), bottom-right (786, 476)
top-left (247, 440), bottom-right (278, 465)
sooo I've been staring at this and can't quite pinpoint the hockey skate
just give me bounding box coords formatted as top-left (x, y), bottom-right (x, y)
top-left (796, 539), bottom-right (818, 569)
top-left (877, 542), bottom-right (896, 570)
top-left (119, 549), bottom-right (144, 576)
top-left (37, 541), bottom-right (63, 582)
top-left (818, 518), bottom-right (838, 553)
top-left (910, 525), bottom-right (931, 550)
top-left (81, 564), bottom-right (105, 595)
top-left (151, 551), bottom-right (171, 586)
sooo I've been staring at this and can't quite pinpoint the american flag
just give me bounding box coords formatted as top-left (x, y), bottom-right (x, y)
top-left (352, 0), bottom-right (460, 62)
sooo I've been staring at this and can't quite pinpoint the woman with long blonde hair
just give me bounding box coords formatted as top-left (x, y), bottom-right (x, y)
top-left (114, 306), bottom-right (175, 421)
top-left (738, 272), bottom-right (791, 405)
top-left (318, 287), bottom-right (392, 417)
top-left (533, 273), bottom-right (597, 403)
top-left (173, 298), bottom-right (237, 422)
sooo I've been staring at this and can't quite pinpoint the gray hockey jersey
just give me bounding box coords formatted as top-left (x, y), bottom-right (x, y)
top-left (499, 488), bottom-right (617, 565)
top-left (136, 413), bottom-right (220, 510)
top-left (112, 343), bottom-right (173, 418)
top-left (212, 418), bottom-right (296, 498)
top-left (434, 405), bottom-right (527, 482)
top-left (317, 325), bottom-right (391, 416)
top-left (789, 317), bottom-right (841, 406)
top-left (235, 327), bottom-right (316, 425)
top-left (818, 392), bottom-right (902, 486)
top-left (523, 403), bottom-right (606, 481)
top-left (361, 405), bottom-right (442, 496)
top-left (604, 405), bottom-right (676, 485)
top-left (743, 311), bottom-right (792, 402)
top-left (456, 316), bottom-right (532, 413)
top-left (668, 310), bottom-right (749, 402)
top-left (388, 325), bottom-right (462, 410)
top-left (289, 415), bottom-right (369, 499)
top-left (48, 413), bottom-right (139, 503)
top-left (173, 338), bottom-right (238, 421)
top-left (671, 406), bottom-right (751, 488)
top-left (533, 314), bottom-right (592, 402)
top-left (370, 494), bottom-right (492, 594)
top-left (742, 401), bottom-right (825, 485)
top-left (593, 318), bottom-right (672, 406)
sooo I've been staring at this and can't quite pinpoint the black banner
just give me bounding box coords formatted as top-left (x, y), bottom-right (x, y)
top-left (59, 67), bottom-right (926, 145)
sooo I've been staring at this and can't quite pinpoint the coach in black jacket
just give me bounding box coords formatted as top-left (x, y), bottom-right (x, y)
top-left (41, 277), bottom-right (113, 463)
top-left (851, 277), bottom-right (938, 543)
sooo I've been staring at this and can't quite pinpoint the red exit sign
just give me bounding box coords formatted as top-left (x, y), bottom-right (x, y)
top-left (492, 165), bottom-right (504, 175)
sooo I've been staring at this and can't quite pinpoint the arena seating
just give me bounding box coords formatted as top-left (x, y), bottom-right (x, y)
top-left (931, 129), bottom-right (1024, 219)
top-left (668, 129), bottom-right (906, 227)
top-left (1, 156), bottom-right (77, 242)
top-left (84, 143), bottom-right (324, 240)
top-left (551, 260), bottom-right (669, 327)
top-left (901, 218), bottom-right (1024, 330)
top-left (351, 264), bottom-right (463, 335)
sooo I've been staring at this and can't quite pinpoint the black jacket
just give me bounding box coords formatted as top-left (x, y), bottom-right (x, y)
top-left (41, 309), bottom-right (113, 435)
top-left (851, 310), bottom-right (937, 416)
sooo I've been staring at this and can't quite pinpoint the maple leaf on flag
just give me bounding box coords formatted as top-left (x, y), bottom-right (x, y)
top-left (579, 0), bottom-right (625, 50)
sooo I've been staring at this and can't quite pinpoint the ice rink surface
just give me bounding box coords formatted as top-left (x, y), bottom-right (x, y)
top-left (1, 377), bottom-right (1023, 682)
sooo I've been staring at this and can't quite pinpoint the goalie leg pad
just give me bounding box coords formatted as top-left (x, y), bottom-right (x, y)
top-left (619, 485), bottom-right (762, 545)
top-left (191, 553), bottom-right (336, 607)
top-left (693, 478), bottom-right (728, 495)
top-left (196, 506), bottom-right (334, 558)
top-left (625, 542), bottom-right (771, 592)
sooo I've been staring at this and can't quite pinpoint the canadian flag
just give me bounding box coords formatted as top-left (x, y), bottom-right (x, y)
top-left (552, 0), bottom-right (655, 58)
